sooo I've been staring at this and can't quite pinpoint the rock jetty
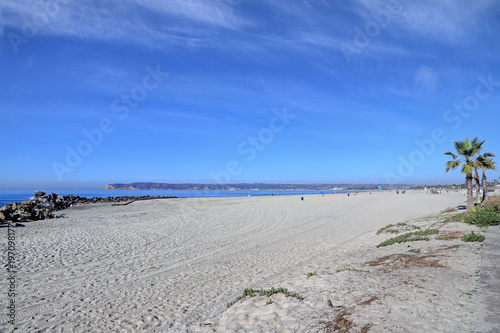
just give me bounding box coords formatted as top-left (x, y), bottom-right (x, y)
top-left (0, 191), bottom-right (177, 223)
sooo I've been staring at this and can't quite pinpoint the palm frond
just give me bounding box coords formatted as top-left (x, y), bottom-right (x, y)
top-left (483, 158), bottom-right (497, 171)
top-left (453, 140), bottom-right (465, 154)
top-left (445, 137), bottom-right (493, 178)
top-left (470, 137), bottom-right (485, 156)
top-left (443, 152), bottom-right (457, 159)
top-left (445, 160), bottom-right (461, 173)
top-left (461, 163), bottom-right (473, 175)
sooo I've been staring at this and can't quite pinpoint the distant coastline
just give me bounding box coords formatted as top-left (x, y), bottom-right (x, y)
top-left (103, 182), bottom-right (403, 191)
top-left (0, 189), bottom-right (365, 207)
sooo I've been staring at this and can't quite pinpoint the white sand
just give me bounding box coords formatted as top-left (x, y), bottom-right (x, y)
top-left (0, 190), bottom-right (483, 332)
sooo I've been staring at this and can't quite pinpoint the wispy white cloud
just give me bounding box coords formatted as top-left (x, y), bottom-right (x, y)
top-left (0, 7), bottom-right (5, 37)
top-left (353, 0), bottom-right (498, 43)
top-left (136, 0), bottom-right (248, 29)
top-left (236, 1), bottom-right (441, 63)
top-left (8, 0), bottom-right (490, 64)
top-left (294, 32), bottom-right (341, 50)
top-left (1, 0), bottom-right (248, 51)
top-left (414, 65), bottom-right (438, 96)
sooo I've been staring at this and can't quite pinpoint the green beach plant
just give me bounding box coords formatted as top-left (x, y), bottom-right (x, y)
top-left (463, 231), bottom-right (485, 242)
top-left (446, 202), bottom-right (500, 227)
top-left (377, 224), bottom-right (395, 234)
top-left (377, 222), bottom-right (421, 234)
top-left (376, 229), bottom-right (439, 248)
top-left (464, 208), bottom-right (500, 227)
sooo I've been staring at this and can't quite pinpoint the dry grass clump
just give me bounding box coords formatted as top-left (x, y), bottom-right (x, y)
top-left (441, 207), bottom-right (456, 214)
top-left (360, 324), bottom-right (374, 332)
top-left (322, 308), bottom-right (373, 333)
top-left (436, 230), bottom-right (465, 240)
top-left (359, 296), bottom-right (379, 306)
top-left (227, 287), bottom-right (303, 308)
top-left (323, 309), bottom-right (353, 333)
top-left (486, 194), bottom-right (500, 203)
top-left (436, 244), bottom-right (460, 252)
top-left (335, 267), bottom-right (365, 273)
top-left (368, 253), bottom-right (445, 269)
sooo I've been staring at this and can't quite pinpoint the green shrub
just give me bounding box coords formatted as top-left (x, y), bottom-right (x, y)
top-left (463, 209), bottom-right (500, 227)
top-left (444, 204), bottom-right (500, 227)
top-left (444, 212), bottom-right (466, 222)
top-left (463, 231), bottom-right (485, 242)
top-left (483, 202), bottom-right (500, 213)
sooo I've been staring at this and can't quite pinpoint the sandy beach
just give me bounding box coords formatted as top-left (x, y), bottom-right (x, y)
top-left (0, 191), bottom-right (484, 332)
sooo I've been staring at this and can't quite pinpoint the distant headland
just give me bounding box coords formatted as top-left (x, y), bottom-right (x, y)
top-left (103, 182), bottom-right (425, 191)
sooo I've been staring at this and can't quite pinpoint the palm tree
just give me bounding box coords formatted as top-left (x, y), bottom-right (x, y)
top-left (444, 137), bottom-right (485, 210)
top-left (476, 154), bottom-right (497, 202)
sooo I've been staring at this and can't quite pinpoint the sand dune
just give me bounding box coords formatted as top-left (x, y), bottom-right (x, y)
top-left (0, 191), bottom-right (481, 332)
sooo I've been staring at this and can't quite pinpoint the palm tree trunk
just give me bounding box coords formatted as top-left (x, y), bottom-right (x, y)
top-left (466, 174), bottom-right (474, 210)
top-left (474, 169), bottom-right (480, 204)
top-left (476, 179), bottom-right (481, 203)
top-left (482, 173), bottom-right (488, 203)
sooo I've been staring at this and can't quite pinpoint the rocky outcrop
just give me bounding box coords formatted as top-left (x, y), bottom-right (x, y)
top-left (0, 191), bottom-right (177, 223)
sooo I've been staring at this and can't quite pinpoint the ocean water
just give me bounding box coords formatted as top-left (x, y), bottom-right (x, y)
top-left (0, 189), bottom-right (357, 207)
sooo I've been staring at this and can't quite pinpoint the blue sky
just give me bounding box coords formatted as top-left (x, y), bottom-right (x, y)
top-left (1, 0), bottom-right (500, 189)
